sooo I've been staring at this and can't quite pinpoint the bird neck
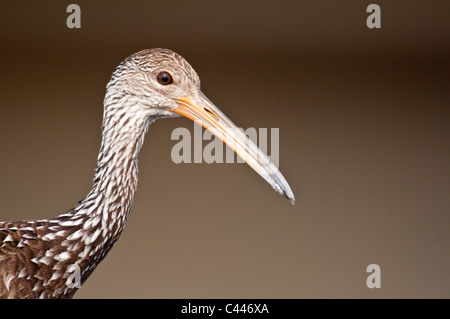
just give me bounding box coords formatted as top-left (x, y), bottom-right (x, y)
top-left (78, 98), bottom-right (151, 240)
top-left (60, 95), bottom-right (154, 277)
top-left (30, 96), bottom-right (154, 297)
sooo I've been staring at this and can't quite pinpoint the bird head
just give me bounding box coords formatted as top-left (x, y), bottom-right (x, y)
top-left (105, 48), bottom-right (295, 204)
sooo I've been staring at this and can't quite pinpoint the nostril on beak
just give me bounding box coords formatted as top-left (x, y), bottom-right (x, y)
top-left (204, 108), bottom-right (217, 119)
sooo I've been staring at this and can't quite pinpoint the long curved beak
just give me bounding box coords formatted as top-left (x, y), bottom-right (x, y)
top-left (170, 91), bottom-right (295, 205)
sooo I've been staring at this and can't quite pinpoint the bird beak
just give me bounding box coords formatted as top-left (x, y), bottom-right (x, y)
top-left (170, 91), bottom-right (295, 204)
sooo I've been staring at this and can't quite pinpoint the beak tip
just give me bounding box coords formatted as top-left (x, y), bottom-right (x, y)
top-left (272, 179), bottom-right (295, 205)
top-left (286, 194), bottom-right (295, 205)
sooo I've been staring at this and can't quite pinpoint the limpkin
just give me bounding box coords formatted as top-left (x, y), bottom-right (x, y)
top-left (0, 48), bottom-right (294, 298)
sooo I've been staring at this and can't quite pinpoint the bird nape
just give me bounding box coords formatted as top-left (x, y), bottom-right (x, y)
top-left (0, 48), bottom-right (294, 299)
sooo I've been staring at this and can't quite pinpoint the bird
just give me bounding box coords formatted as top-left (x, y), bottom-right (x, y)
top-left (0, 48), bottom-right (294, 299)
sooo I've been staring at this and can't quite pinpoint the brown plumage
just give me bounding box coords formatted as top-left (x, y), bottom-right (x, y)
top-left (0, 48), bottom-right (294, 298)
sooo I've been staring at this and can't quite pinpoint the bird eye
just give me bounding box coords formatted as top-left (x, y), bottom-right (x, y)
top-left (157, 72), bottom-right (173, 85)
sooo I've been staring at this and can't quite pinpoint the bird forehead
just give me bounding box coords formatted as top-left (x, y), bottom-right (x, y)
top-left (130, 48), bottom-right (200, 86)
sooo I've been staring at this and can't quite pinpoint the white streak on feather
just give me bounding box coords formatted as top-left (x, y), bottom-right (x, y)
top-left (59, 219), bottom-right (83, 227)
top-left (39, 256), bottom-right (52, 265)
top-left (54, 251), bottom-right (71, 261)
top-left (4, 274), bottom-right (13, 291)
top-left (67, 229), bottom-right (84, 241)
top-left (18, 268), bottom-right (27, 278)
top-left (42, 233), bottom-right (57, 241)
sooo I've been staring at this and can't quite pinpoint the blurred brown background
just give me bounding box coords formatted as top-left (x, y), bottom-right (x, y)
top-left (0, 1), bottom-right (449, 298)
